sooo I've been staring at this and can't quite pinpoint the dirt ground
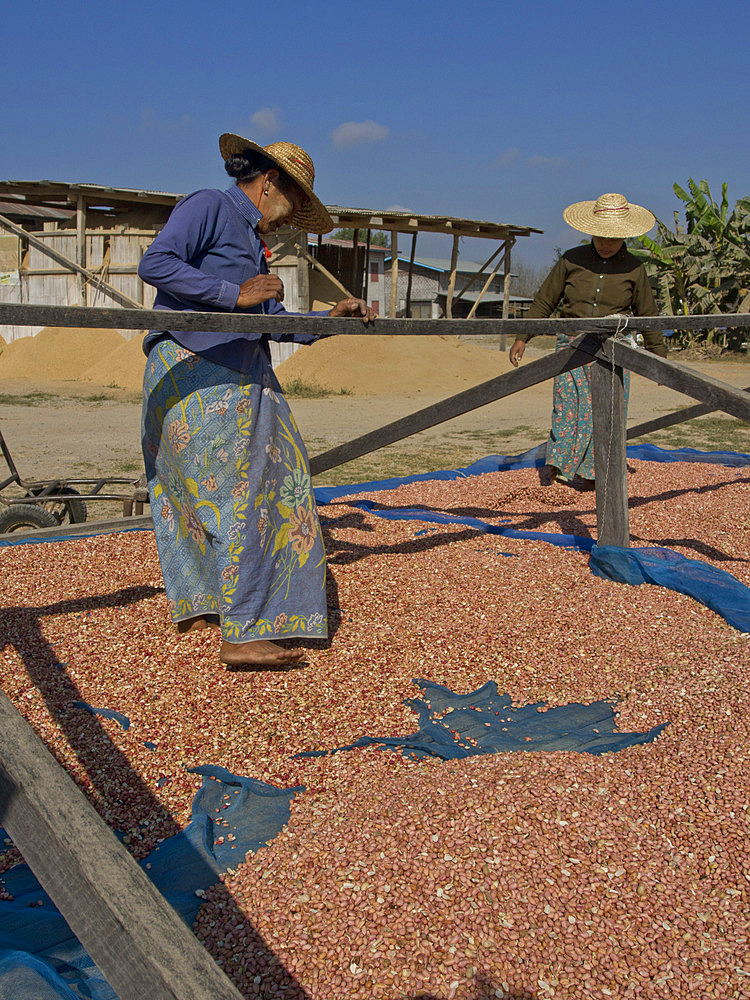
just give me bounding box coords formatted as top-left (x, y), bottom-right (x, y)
top-left (0, 344), bottom-right (747, 522)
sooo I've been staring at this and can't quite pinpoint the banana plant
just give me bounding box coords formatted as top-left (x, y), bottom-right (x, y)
top-left (634, 179), bottom-right (750, 346)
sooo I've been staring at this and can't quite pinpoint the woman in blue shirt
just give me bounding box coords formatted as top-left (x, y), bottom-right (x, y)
top-left (140, 134), bottom-right (373, 669)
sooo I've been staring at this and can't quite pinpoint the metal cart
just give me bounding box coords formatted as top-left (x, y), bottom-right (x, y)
top-left (0, 426), bottom-right (149, 533)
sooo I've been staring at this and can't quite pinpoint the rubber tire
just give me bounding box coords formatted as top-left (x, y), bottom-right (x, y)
top-left (0, 503), bottom-right (60, 534)
top-left (26, 486), bottom-right (88, 524)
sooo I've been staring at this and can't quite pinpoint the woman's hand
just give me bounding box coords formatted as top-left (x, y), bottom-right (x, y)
top-left (509, 338), bottom-right (526, 367)
top-left (328, 297), bottom-right (377, 323)
top-left (236, 274), bottom-right (285, 308)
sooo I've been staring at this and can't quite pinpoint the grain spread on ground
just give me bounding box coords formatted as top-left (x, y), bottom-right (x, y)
top-left (1, 458), bottom-right (749, 999)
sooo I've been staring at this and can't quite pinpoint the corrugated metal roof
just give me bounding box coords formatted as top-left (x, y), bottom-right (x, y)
top-left (326, 205), bottom-right (542, 239)
top-left (0, 200), bottom-right (74, 220)
top-left (459, 291), bottom-right (533, 303)
top-left (386, 255), bottom-right (508, 273)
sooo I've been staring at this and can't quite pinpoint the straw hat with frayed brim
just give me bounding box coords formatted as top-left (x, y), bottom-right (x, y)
top-left (563, 193), bottom-right (656, 238)
top-left (219, 133), bottom-right (333, 234)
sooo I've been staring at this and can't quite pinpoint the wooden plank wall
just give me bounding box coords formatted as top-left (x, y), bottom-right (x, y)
top-left (1, 230), bottom-right (156, 342)
top-left (0, 231), bottom-right (305, 350)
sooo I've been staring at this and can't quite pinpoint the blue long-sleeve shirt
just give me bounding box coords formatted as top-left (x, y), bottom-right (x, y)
top-left (139, 184), bottom-right (322, 373)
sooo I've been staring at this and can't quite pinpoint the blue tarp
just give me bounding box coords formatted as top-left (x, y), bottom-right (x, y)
top-left (590, 545), bottom-right (750, 633)
top-left (297, 679), bottom-right (666, 761)
top-left (0, 768), bottom-right (302, 1000)
top-left (313, 442), bottom-right (750, 504)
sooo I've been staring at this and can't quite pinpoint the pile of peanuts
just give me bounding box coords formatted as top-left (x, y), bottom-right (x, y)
top-left (1, 459), bottom-right (748, 999)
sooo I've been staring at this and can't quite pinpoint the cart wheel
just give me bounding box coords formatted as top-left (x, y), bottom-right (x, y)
top-left (26, 486), bottom-right (88, 525)
top-left (0, 504), bottom-right (60, 534)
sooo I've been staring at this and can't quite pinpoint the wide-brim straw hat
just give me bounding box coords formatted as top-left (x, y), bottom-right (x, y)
top-left (563, 192), bottom-right (655, 238)
top-left (219, 133), bottom-right (333, 234)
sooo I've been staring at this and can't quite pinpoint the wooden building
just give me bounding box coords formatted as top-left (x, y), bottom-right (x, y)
top-left (0, 181), bottom-right (542, 356)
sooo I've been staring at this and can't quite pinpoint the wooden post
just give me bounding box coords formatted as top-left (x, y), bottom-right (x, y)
top-left (445, 234), bottom-right (460, 319)
top-left (501, 237), bottom-right (515, 350)
top-left (590, 346), bottom-right (629, 547)
top-left (405, 233), bottom-right (417, 317)
top-left (0, 690), bottom-right (244, 1000)
top-left (76, 194), bottom-right (87, 306)
top-left (296, 230), bottom-right (310, 310)
top-left (466, 254), bottom-right (504, 319)
top-left (363, 229), bottom-right (371, 304)
top-left (351, 228), bottom-right (359, 299)
top-left (389, 230), bottom-right (399, 318)
top-left (300, 247), bottom-right (355, 299)
top-left (453, 244), bottom-right (503, 306)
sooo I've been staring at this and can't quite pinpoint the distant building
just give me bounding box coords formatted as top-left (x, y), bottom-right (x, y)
top-left (381, 254), bottom-right (532, 319)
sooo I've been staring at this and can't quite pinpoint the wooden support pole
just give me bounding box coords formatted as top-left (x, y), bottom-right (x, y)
top-left (363, 229), bottom-right (371, 304)
top-left (296, 230), bottom-right (310, 310)
top-left (501, 237), bottom-right (515, 350)
top-left (405, 233), bottom-right (417, 317)
top-left (466, 254), bottom-right (504, 320)
top-left (599, 339), bottom-right (750, 424)
top-left (0, 212), bottom-right (142, 310)
top-left (453, 244), bottom-right (503, 305)
top-left (389, 230), bottom-right (399, 318)
top-left (627, 385), bottom-right (750, 439)
top-left (590, 351), bottom-right (630, 548)
top-left (0, 689), bottom-right (244, 1000)
top-left (300, 246), bottom-right (354, 299)
top-left (76, 194), bottom-right (87, 306)
top-left (445, 234), bottom-right (459, 319)
top-left (351, 228), bottom-right (360, 299)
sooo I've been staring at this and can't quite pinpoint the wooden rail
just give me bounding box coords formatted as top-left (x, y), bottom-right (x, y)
top-left (1, 301), bottom-right (749, 337)
top-left (0, 690), bottom-right (244, 1000)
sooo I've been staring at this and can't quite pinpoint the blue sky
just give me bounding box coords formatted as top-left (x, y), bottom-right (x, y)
top-left (2, 0), bottom-right (747, 269)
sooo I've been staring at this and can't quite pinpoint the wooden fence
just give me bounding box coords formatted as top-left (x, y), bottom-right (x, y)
top-left (0, 301), bottom-right (748, 999)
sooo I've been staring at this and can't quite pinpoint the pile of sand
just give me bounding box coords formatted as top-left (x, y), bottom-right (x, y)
top-left (276, 334), bottom-right (513, 395)
top-left (1, 328), bottom-right (513, 396)
top-left (80, 333), bottom-right (148, 389)
top-left (0, 327), bottom-right (128, 382)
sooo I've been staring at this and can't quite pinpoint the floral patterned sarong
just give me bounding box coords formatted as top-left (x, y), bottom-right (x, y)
top-left (546, 332), bottom-right (631, 481)
top-left (142, 338), bottom-right (327, 641)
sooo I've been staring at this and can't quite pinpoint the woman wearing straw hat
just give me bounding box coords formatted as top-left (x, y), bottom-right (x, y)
top-left (509, 192), bottom-right (666, 486)
top-left (139, 134), bottom-right (374, 669)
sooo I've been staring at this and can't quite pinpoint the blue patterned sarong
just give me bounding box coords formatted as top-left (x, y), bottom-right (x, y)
top-left (546, 331), bottom-right (631, 481)
top-left (142, 338), bottom-right (327, 641)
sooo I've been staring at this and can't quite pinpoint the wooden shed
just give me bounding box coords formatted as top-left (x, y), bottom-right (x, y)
top-left (0, 181), bottom-right (542, 355)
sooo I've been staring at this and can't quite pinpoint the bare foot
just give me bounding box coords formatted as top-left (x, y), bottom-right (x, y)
top-left (219, 639), bottom-right (305, 670)
top-left (176, 615), bottom-right (220, 634)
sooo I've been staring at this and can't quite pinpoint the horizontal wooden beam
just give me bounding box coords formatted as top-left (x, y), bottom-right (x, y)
top-left (0, 690), bottom-right (244, 1000)
top-left (310, 336), bottom-right (598, 474)
top-left (2, 302), bottom-right (749, 338)
top-left (627, 385), bottom-right (750, 439)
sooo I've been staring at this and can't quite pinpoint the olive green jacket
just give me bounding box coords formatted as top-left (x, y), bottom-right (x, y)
top-left (520, 242), bottom-right (666, 356)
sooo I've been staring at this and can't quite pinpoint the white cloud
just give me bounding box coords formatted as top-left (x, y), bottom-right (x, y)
top-left (332, 119), bottom-right (390, 149)
top-left (250, 106), bottom-right (282, 134)
top-left (492, 147), bottom-right (520, 168)
top-left (138, 108), bottom-right (196, 133)
top-left (527, 154), bottom-right (568, 169)
top-left (385, 203), bottom-right (413, 213)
